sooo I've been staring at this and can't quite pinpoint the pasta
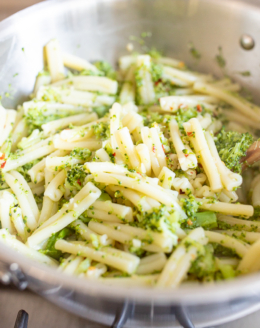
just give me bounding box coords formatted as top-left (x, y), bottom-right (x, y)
top-left (1, 38), bottom-right (260, 287)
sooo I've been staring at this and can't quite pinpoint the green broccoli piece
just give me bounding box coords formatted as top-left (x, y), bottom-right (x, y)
top-left (175, 106), bottom-right (202, 130)
top-left (183, 211), bottom-right (217, 230)
top-left (251, 206), bottom-right (260, 219)
top-left (92, 122), bottom-right (110, 140)
top-left (151, 63), bottom-right (163, 82)
top-left (134, 205), bottom-right (180, 235)
top-left (215, 129), bottom-right (253, 174)
top-left (180, 192), bottom-right (201, 222)
top-left (40, 227), bottom-right (74, 260)
top-left (189, 244), bottom-right (216, 279)
top-left (93, 61), bottom-right (117, 80)
top-left (70, 148), bottom-right (92, 161)
top-left (25, 105), bottom-right (69, 132)
top-left (104, 143), bottom-right (116, 163)
top-left (65, 164), bottom-right (88, 191)
top-left (218, 262), bottom-right (235, 280)
top-left (148, 48), bottom-right (162, 59)
top-left (93, 106), bottom-right (111, 118)
top-left (97, 192), bottom-right (112, 202)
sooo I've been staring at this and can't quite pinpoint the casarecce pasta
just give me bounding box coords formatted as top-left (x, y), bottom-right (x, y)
top-left (0, 38), bottom-right (260, 288)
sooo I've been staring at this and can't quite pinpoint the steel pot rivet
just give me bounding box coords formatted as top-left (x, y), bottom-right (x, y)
top-left (240, 34), bottom-right (255, 50)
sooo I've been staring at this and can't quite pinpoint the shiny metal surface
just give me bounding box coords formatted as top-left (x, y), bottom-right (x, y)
top-left (240, 34), bottom-right (255, 50)
top-left (1, 0), bottom-right (260, 327)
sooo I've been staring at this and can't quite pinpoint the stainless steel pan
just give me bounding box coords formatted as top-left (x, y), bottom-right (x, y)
top-left (1, 0), bottom-right (260, 327)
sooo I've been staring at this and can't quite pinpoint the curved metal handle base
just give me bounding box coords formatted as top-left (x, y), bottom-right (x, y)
top-left (14, 310), bottom-right (29, 328)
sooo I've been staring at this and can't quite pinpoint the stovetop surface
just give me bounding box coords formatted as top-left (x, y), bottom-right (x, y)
top-left (1, 287), bottom-right (259, 328)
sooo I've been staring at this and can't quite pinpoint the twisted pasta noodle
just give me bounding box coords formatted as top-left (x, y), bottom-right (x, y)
top-left (205, 131), bottom-right (242, 191)
top-left (0, 191), bottom-right (16, 234)
top-left (136, 55), bottom-right (155, 104)
top-left (172, 177), bottom-right (194, 194)
top-left (169, 119), bottom-right (197, 171)
top-left (184, 118), bottom-right (223, 191)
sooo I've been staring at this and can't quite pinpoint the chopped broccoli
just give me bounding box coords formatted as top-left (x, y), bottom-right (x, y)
top-left (25, 105), bottom-right (70, 132)
top-left (180, 192), bottom-right (201, 223)
top-left (92, 122), bottom-right (110, 140)
top-left (151, 63), bottom-right (163, 82)
top-left (218, 262), bottom-right (235, 280)
top-left (134, 205), bottom-right (180, 235)
top-left (93, 61), bottom-right (117, 80)
top-left (93, 106), bottom-right (111, 118)
top-left (189, 245), bottom-right (216, 279)
top-left (34, 193), bottom-right (44, 207)
top-left (183, 211), bottom-right (217, 230)
top-left (251, 206), bottom-right (260, 219)
top-left (65, 165), bottom-right (88, 191)
top-left (215, 46), bottom-right (226, 68)
top-left (215, 129), bottom-right (253, 173)
top-left (175, 106), bottom-right (204, 130)
top-left (70, 148), bottom-right (92, 161)
top-left (97, 192), bottom-right (112, 202)
top-left (148, 48), bottom-right (162, 59)
top-left (40, 227), bottom-right (74, 260)
top-left (104, 143), bottom-right (116, 163)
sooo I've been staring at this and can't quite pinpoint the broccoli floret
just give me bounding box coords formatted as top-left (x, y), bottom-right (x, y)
top-left (34, 193), bottom-right (44, 207)
top-left (93, 106), bottom-right (111, 118)
top-left (70, 148), bottom-right (92, 161)
top-left (175, 106), bottom-right (203, 130)
top-left (104, 143), bottom-right (116, 163)
top-left (215, 129), bottom-right (253, 174)
top-left (183, 211), bottom-right (217, 230)
top-left (189, 245), bottom-right (216, 279)
top-left (151, 63), bottom-right (163, 82)
top-left (134, 205), bottom-right (180, 235)
top-left (218, 262), bottom-right (235, 280)
top-left (97, 192), bottom-right (112, 202)
top-left (139, 110), bottom-right (171, 128)
top-left (93, 61), bottom-right (117, 80)
top-left (92, 122), bottom-right (110, 140)
top-left (148, 48), bottom-right (162, 59)
top-left (40, 227), bottom-right (74, 260)
top-left (25, 105), bottom-right (69, 132)
top-left (65, 164), bottom-right (88, 191)
top-left (180, 192), bottom-right (201, 222)
top-left (251, 206), bottom-right (260, 219)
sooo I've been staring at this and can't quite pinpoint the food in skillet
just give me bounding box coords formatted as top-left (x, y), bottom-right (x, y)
top-left (0, 39), bottom-right (260, 287)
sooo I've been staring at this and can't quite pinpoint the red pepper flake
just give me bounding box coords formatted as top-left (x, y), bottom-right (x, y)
top-left (152, 146), bottom-right (156, 153)
top-left (197, 104), bottom-right (202, 112)
top-left (179, 189), bottom-right (185, 194)
top-left (112, 152), bottom-right (116, 157)
top-left (162, 145), bottom-right (165, 153)
top-left (187, 132), bottom-right (193, 137)
top-left (187, 219), bottom-right (193, 226)
top-left (184, 153), bottom-right (189, 158)
top-left (77, 179), bottom-right (81, 186)
top-left (0, 153), bottom-right (5, 160)
top-left (154, 78), bottom-right (162, 86)
top-left (170, 106), bottom-right (174, 111)
top-left (1, 161), bottom-right (6, 169)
